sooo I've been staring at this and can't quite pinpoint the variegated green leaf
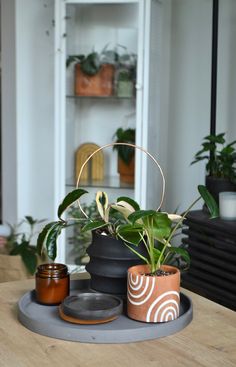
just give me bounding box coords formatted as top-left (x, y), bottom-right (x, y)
top-left (57, 189), bottom-right (88, 220)
top-left (96, 191), bottom-right (109, 221)
top-left (82, 220), bottom-right (107, 233)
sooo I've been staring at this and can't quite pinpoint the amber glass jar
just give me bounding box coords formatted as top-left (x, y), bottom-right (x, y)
top-left (35, 263), bottom-right (70, 305)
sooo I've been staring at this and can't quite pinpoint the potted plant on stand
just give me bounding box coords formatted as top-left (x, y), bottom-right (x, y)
top-left (191, 132), bottom-right (236, 204)
top-left (113, 128), bottom-right (136, 184)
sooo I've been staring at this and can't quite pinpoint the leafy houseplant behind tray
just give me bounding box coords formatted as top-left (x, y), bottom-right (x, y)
top-left (0, 216), bottom-right (46, 282)
top-left (191, 132), bottom-right (236, 203)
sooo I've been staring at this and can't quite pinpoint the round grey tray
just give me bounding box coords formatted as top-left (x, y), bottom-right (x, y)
top-left (18, 279), bottom-right (193, 344)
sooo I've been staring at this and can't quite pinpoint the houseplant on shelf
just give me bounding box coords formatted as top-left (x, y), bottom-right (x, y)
top-left (113, 128), bottom-right (136, 184)
top-left (116, 69), bottom-right (134, 98)
top-left (0, 216), bottom-right (46, 282)
top-left (67, 46), bottom-right (119, 97)
top-left (113, 185), bottom-right (218, 322)
top-left (191, 132), bottom-right (236, 204)
top-left (115, 49), bottom-right (137, 98)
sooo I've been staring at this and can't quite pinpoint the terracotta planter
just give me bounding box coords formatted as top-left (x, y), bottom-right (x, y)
top-left (74, 64), bottom-right (115, 96)
top-left (85, 231), bottom-right (147, 295)
top-left (118, 156), bottom-right (135, 184)
top-left (127, 264), bottom-right (180, 323)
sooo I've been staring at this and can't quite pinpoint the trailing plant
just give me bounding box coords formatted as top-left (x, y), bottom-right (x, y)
top-left (5, 216), bottom-right (46, 275)
top-left (191, 132), bottom-right (236, 182)
top-left (66, 45), bottom-right (119, 76)
top-left (36, 190), bottom-right (134, 261)
top-left (66, 44), bottom-right (137, 79)
top-left (113, 128), bottom-right (136, 164)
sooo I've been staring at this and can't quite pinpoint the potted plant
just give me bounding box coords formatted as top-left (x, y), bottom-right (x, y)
top-left (67, 46), bottom-right (118, 97)
top-left (113, 128), bottom-right (136, 184)
top-left (0, 216), bottom-right (46, 282)
top-left (37, 181), bottom-right (218, 299)
top-left (115, 49), bottom-right (137, 98)
top-left (191, 132), bottom-right (236, 203)
top-left (116, 69), bottom-right (134, 98)
top-left (113, 185), bottom-right (218, 322)
top-left (37, 189), bottom-right (147, 295)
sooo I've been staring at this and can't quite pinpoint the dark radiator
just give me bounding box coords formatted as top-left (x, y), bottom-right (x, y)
top-left (181, 210), bottom-right (236, 311)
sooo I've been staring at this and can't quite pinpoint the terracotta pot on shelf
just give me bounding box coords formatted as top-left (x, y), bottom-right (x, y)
top-left (118, 156), bottom-right (135, 184)
top-left (127, 264), bottom-right (180, 323)
top-left (74, 64), bottom-right (115, 97)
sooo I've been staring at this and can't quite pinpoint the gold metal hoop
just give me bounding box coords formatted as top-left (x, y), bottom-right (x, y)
top-left (75, 142), bottom-right (166, 219)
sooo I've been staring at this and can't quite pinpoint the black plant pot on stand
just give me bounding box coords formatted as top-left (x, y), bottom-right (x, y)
top-left (85, 231), bottom-right (146, 296)
top-left (205, 176), bottom-right (236, 205)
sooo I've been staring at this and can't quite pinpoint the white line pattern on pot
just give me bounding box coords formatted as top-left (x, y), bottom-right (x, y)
top-left (128, 276), bottom-right (149, 297)
top-left (165, 311), bottom-right (175, 322)
top-left (127, 273), bottom-right (156, 305)
top-left (146, 291), bottom-right (180, 322)
top-left (129, 273), bottom-right (144, 290)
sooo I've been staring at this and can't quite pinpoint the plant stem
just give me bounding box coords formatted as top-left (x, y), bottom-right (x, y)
top-left (124, 242), bottom-right (149, 264)
top-left (167, 196), bottom-right (201, 244)
top-left (156, 239), bottom-right (169, 270)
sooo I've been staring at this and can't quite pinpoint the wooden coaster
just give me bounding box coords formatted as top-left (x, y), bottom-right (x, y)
top-left (59, 306), bottom-right (117, 325)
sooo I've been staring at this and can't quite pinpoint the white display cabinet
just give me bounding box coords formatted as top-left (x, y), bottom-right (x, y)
top-left (54, 0), bottom-right (164, 264)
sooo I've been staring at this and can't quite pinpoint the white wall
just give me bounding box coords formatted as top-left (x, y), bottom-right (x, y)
top-left (1, 0), bottom-right (55, 226)
top-left (163, 0), bottom-right (236, 214)
top-left (217, 0), bottom-right (236, 138)
top-left (1, 0), bottom-right (17, 223)
top-left (1, 0), bottom-right (236, 228)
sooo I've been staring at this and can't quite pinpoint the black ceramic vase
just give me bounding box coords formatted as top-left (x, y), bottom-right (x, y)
top-left (85, 231), bottom-right (146, 296)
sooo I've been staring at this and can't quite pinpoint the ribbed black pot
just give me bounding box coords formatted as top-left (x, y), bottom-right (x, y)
top-left (85, 231), bottom-right (146, 295)
top-left (205, 176), bottom-right (236, 204)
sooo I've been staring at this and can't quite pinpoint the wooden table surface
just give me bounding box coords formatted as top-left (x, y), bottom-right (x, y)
top-left (0, 275), bottom-right (235, 367)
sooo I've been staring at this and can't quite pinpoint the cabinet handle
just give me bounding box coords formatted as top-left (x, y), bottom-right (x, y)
top-left (135, 83), bottom-right (142, 90)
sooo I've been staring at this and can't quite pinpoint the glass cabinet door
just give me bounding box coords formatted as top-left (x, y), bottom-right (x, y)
top-left (57, 0), bottom-right (141, 265)
top-left (54, 0), bottom-right (163, 265)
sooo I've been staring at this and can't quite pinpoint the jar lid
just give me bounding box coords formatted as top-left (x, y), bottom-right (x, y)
top-left (37, 263), bottom-right (69, 278)
top-left (61, 293), bottom-right (123, 322)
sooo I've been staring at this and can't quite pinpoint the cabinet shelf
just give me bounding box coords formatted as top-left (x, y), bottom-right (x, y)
top-left (66, 176), bottom-right (134, 190)
top-left (66, 95), bottom-right (135, 100)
